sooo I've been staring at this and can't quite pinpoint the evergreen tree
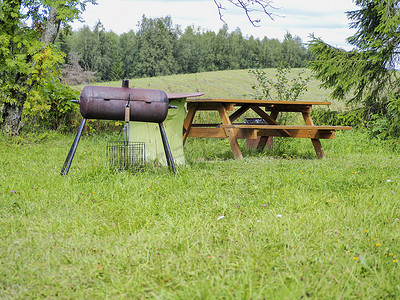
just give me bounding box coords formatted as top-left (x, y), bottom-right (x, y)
top-left (119, 30), bottom-right (139, 79)
top-left (136, 15), bottom-right (178, 77)
top-left (176, 26), bottom-right (201, 74)
top-left (69, 25), bottom-right (97, 72)
top-left (309, 1), bottom-right (400, 123)
top-left (199, 30), bottom-right (218, 72)
top-left (282, 33), bottom-right (308, 68)
top-left (260, 37), bottom-right (281, 67)
top-left (62, 16), bottom-right (312, 81)
top-left (243, 35), bottom-right (262, 68)
top-left (228, 28), bottom-right (246, 69)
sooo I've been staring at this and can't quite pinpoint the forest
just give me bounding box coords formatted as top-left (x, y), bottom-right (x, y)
top-left (58, 15), bottom-right (312, 83)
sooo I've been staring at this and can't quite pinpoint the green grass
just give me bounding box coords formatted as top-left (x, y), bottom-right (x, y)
top-left (79, 69), bottom-right (347, 110)
top-left (1, 69), bottom-right (397, 298)
top-left (1, 130), bottom-right (399, 298)
top-left (71, 69), bottom-right (350, 132)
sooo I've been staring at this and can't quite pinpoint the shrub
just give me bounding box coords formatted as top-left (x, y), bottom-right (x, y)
top-left (24, 79), bottom-right (80, 132)
top-left (249, 64), bottom-right (310, 101)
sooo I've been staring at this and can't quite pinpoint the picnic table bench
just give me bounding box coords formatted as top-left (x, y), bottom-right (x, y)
top-left (183, 98), bottom-right (352, 159)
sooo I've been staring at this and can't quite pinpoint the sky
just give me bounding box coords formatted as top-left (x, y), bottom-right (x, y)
top-left (71, 0), bottom-right (359, 50)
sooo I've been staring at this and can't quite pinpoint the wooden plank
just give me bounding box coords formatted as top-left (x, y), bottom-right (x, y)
top-left (249, 106), bottom-right (291, 137)
top-left (229, 104), bottom-right (251, 122)
top-left (218, 106), bottom-right (243, 159)
top-left (256, 136), bottom-right (268, 150)
top-left (187, 98), bottom-right (331, 106)
top-left (187, 102), bottom-right (222, 111)
top-left (312, 140), bottom-right (325, 158)
top-left (187, 127), bottom-right (227, 138)
top-left (183, 105), bottom-right (197, 145)
top-left (257, 129), bottom-right (335, 139)
top-left (191, 123), bottom-right (221, 127)
top-left (187, 102), bottom-right (235, 111)
top-left (220, 124), bottom-right (352, 130)
top-left (302, 110), bottom-right (325, 159)
top-left (188, 127), bottom-right (334, 139)
top-left (187, 100), bottom-right (329, 113)
top-left (260, 110), bottom-right (279, 150)
top-left (249, 106), bottom-right (279, 125)
top-left (264, 104), bottom-right (313, 112)
top-left (188, 128), bottom-right (257, 139)
top-left (223, 128), bottom-right (258, 139)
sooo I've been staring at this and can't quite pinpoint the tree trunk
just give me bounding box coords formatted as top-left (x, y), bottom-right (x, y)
top-left (1, 5), bottom-right (61, 135)
top-left (2, 102), bottom-right (25, 136)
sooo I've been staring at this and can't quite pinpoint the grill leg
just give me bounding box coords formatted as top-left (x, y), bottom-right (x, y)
top-left (158, 123), bottom-right (177, 175)
top-left (61, 118), bottom-right (87, 175)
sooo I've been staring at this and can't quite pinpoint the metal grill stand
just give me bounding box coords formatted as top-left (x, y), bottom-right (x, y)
top-left (60, 80), bottom-right (176, 175)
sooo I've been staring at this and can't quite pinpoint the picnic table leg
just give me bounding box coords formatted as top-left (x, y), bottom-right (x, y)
top-left (257, 110), bottom-right (279, 150)
top-left (183, 104), bottom-right (197, 145)
top-left (218, 105), bottom-right (243, 159)
top-left (229, 104), bottom-right (251, 122)
top-left (302, 110), bottom-right (325, 159)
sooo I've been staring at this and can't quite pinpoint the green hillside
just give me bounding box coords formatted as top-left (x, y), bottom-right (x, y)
top-left (86, 69), bottom-right (346, 110)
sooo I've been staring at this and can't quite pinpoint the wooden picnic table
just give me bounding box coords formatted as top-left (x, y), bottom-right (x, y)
top-left (183, 98), bottom-right (352, 159)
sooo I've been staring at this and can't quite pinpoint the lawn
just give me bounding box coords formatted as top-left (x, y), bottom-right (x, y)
top-left (79, 69), bottom-right (349, 110)
top-left (0, 129), bottom-right (399, 298)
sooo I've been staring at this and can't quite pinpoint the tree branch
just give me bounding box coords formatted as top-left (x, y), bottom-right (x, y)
top-left (214, 0), bottom-right (276, 27)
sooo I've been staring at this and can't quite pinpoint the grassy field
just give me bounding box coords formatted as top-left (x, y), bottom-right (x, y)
top-left (73, 69), bottom-right (349, 129)
top-left (80, 69), bottom-right (347, 110)
top-left (0, 129), bottom-right (399, 298)
top-left (1, 69), bottom-right (399, 298)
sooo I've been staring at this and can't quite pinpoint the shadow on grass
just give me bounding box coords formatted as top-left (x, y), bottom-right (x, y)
top-left (184, 137), bottom-right (317, 164)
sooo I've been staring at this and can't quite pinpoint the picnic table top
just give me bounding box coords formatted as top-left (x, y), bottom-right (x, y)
top-left (186, 98), bottom-right (331, 106)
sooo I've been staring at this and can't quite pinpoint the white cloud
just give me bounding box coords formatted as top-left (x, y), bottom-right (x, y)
top-left (72, 0), bottom-right (359, 49)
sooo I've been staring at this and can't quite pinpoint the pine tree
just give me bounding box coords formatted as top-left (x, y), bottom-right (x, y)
top-left (309, 0), bottom-right (400, 114)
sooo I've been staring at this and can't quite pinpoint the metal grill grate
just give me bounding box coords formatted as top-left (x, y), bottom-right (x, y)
top-left (107, 141), bottom-right (145, 171)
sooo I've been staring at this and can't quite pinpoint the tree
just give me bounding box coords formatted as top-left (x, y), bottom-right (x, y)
top-left (69, 25), bottom-right (97, 72)
top-left (136, 15), bottom-right (178, 77)
top-left (199, 30), bottom-right (218, 72)
top-left (0, 0), bottom-right (96, 135)
top-left (119, 30), bottom-right (139, 79)
top-left (309, 0), bottom-right (400, 137)
top-left (281, 33), bottom-right (309, 68)
top-left (176, 26), bottom-right (202, 74)
top-left (214, 24), bottom-right (235, 70)
top-left (260, 37), bottom-right (281, 67)
top-left (89, 22), bottom-right (123, 81)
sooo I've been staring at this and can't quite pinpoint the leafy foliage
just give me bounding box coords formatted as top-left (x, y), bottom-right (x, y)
top-left (311, 108), bottom-right (364, 127)
top-left (368, 93), bottom-right (400, 139)
top-left (24, 79), bottom-right (79, 131)
top-left (0, 0), bottom-right (96, 134)
top-left (249, 65), bottom-right (310, 101)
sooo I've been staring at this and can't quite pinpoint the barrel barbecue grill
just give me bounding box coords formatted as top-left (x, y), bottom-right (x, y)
top-left (61, 80), bottom-right (177, 175)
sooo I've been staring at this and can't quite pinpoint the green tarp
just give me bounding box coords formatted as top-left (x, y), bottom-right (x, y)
top-left (128, 98), bottom-right (186, 166)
